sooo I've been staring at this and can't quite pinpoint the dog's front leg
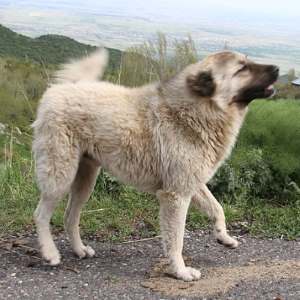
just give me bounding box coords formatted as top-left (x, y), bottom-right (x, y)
top-left (192, 184), bottom-right (239, 248)
top-left (157, 190), bottom-right (201, 281)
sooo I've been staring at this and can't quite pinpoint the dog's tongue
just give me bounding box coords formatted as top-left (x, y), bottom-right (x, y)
top-left (265, 84), bottom-right (276, 97)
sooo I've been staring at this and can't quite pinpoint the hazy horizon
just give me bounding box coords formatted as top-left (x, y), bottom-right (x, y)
top-left (0, 0), bottom-right (300, 73)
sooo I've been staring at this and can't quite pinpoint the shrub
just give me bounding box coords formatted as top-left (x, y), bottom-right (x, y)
top-left (210, 148), bottom-right (299, 206)
top-left (114, 33), bottom-right (198, 87)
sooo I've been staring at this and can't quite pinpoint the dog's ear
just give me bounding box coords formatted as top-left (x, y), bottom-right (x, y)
top-left (186, 71), bottom-right (216, 97)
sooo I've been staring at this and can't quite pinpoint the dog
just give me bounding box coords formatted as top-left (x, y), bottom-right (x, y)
top-left (32, 49), bottom-right (279, 281)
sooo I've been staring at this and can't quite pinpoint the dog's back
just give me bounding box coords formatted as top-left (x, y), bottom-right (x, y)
top-left (32, 49), bottom-right (161, 196)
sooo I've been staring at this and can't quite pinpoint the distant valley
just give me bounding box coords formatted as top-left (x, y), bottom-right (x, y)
top-left (0, 1), bottom-right (299, 73)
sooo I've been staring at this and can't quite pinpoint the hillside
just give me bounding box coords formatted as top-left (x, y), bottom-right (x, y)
top-left (0, 24), bottom-right (121, 68)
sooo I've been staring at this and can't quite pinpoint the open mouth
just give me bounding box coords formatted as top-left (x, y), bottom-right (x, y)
top-left (264, 84), bottom-right (276, 98)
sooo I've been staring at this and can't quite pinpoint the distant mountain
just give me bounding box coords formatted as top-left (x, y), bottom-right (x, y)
top-left (0, 24), bottom-right (121, 69)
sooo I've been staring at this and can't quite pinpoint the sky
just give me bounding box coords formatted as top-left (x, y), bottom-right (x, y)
top-left (52, 0), bottom-right (300, 19)
top-left (2, 0), bottom-right (300, 20)
top-left (190, 0), bottom-right (300, 17)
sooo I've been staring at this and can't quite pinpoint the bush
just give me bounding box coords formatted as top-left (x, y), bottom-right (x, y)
top-left (236, 100), bottom-right (300, 183)
top-left (210, 149), bottom-right (299, 206)
top-left (114, 33), bottom-right (198, 87)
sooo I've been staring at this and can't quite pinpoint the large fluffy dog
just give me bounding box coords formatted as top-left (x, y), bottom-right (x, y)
top-left (33, 50), bottom-right (279, 281)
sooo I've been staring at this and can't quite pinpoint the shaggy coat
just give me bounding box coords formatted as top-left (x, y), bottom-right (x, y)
top-left (33, 49), bottom-right (279, 281)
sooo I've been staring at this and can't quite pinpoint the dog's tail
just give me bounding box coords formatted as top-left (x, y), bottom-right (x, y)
top-left (54, 48), bottom-right (109, 84)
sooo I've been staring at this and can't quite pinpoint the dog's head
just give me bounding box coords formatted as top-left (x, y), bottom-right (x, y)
top-left (186, 51), bottom-right (279, 108)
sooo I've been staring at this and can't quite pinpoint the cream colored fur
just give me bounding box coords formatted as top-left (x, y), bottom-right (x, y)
top-left (54, 48), bottom-right (108, 84)
top-left (33, 50), bottom-right (263, 281)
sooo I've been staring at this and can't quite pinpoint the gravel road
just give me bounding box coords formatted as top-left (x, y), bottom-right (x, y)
top-left (0, 231), bottom-right (299, 299)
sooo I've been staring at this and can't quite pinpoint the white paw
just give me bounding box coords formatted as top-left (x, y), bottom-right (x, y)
top-left (216, 233), bottom-right (239, 249)
top-left (42, 245), bottom-right (61, 266)
top-left (74, 245), bottom-right (95, 258)
top-left (170, 266), bottom-right (201, 282)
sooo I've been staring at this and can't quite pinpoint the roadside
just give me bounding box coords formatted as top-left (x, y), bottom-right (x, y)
top-left (0, 230), bottom-right (299, 299)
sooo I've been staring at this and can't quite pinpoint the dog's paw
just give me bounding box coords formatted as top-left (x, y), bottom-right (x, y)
top-left (216, 234), bottom-right (239, 249)
top-left (169, 266), bottom-right (201, 282)
top-left (176, 267), bottom-right (201, 281)
top-left (74, 245), bottom-right (95, 259)
top-left (42, 245), bottom-right (61, 266)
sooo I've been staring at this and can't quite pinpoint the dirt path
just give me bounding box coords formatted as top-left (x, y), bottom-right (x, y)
top-left (0, 231), bottom-right (299, 299)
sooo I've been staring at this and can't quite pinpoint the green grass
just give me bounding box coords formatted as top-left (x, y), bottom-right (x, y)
top-left (236, 99), bottom-right (300, 181)
top-left (246, 203), bottom-right (300, 239)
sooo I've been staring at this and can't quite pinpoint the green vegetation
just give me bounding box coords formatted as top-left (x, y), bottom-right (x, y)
top-left (0, 57), bottom-right (49, 130)
top-left (0, 30), bottom-right (299, 240)
top-left (237, 100), bottom-right (300, 183)
top-left (275, 69), bottom-right (300, 100)
top-left (274, 83), bottom-right (300, 100)
top-left (115, 33), bottom-right (198, 86)
top-left (0, 24), bottom-right (121, 70)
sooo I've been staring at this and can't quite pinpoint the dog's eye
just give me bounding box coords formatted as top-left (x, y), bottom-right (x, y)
top-left (235, 65), bottom-right (248, 75)
top-left (240, 65), bottom-right (248, 71)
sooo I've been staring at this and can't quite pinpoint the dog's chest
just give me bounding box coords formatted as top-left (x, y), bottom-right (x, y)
top-left (160, 113), bottom-right (244, 187)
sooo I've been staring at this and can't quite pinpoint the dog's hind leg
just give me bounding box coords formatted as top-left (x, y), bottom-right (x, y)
top-left (64, 155), bottom-right (100, 258)
top-left (35, 192), bottom-right (68, 265)
top-left (157, 190), bottom-right (201, 281)
top-left (192, 184), bottom-right (239, 248)
top-left (33, 132), bottom-right (80, 265)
